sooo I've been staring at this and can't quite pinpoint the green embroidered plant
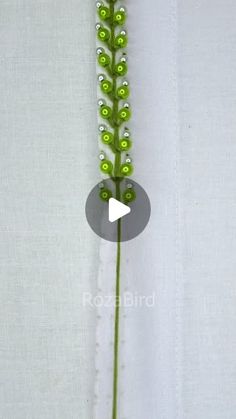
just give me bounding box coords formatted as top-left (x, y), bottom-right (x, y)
top-left (96, 0), bottom-right (135, 197)
top-left (96, 1), bottom-right (135, 418)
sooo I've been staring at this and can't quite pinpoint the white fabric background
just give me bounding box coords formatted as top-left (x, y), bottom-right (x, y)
top-left (1, 1), bottom-right (236, 419)
top-left (179, 1), bottom-right (236, 418)
top-left (119, 1), bottom-right (236, 419)
top-left (0, 1), bottom-right (98, 418)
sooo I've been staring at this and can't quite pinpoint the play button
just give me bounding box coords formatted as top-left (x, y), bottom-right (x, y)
top-left (85, 178), bottom-right (151, 242)
top-left (109, 198), bottom-right (131, 223)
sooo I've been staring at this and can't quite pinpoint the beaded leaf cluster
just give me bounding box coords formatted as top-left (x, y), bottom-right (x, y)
top-left (96, 0), bottom-right (136, 204)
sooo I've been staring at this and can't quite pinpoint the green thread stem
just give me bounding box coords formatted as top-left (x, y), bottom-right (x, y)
top-left (112, 215), bottom-right (121, 419)
top-left (110, 4), bottom-right (121, 419)
top-left (113, 178), bottom-right (121, 419)
top-left (97, 2), bottom-right (129, 417)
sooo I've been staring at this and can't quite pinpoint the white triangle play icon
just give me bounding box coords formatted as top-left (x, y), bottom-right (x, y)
top-left (108, 198), bottom-right (131, 223)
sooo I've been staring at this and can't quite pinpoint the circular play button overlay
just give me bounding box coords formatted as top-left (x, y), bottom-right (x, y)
top-left (85, 178), bottom-right (151, 242)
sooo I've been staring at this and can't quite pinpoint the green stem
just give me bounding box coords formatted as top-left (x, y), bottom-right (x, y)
top-left (112, 180), bottom-right (121, 419)
top-left (109, 4), bottom-right (121, 419)
top-left (112, 216), bottom-right (121, 419)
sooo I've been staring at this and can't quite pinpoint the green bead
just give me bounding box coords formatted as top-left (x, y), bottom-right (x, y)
top-left (118, 107), bottom-right (131, 121)
top-left (120, 163), bottom-right (133, 176)
top-left (98, 27), bottom-right (110, 42)
top-left (100, 188), bottom-right (112, 201)
top-left (98, 53), bottom-right (110, 67)
top-left (117, 85), bottom-right (130, 99)
top-left (101, 131), bottom-right (114, 144)
top-left (100, 105), bottom-right (112, 119)
top-left (101, 80), bottom-right (113, 94)
top-left (114, 62), bottom-right (127, 76)
top-left (114, 11), bottom-right (126, 25)
top-left (98, 6), bottom-right (110, 20)
top-left (123, 189), bottom-right (136, 203)
top-left (100, 159), bottom-right (113, 174)
top-left (119, 138), bottom-right (132, 151)
top-left (114, 34), bottom-right (128, 49)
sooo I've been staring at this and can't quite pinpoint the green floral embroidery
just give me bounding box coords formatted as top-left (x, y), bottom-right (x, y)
top-left (96, 1), bottom-right (135, 418)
